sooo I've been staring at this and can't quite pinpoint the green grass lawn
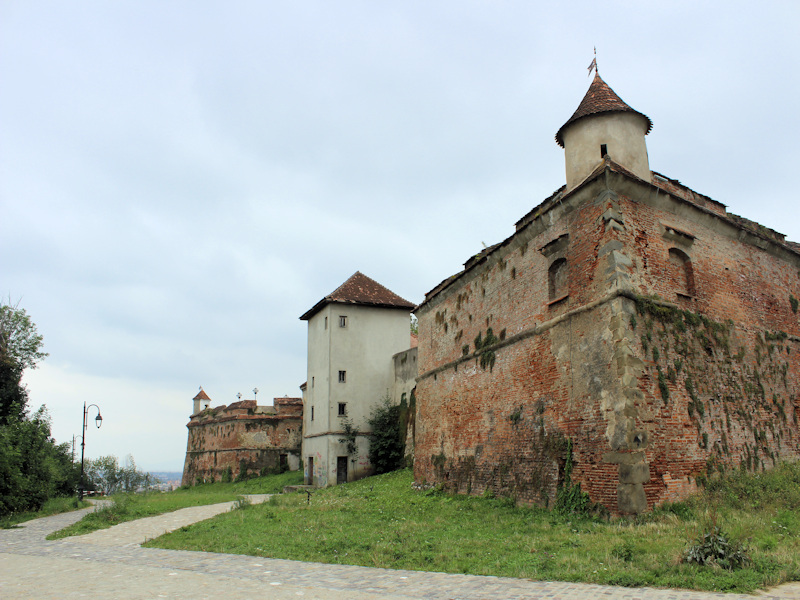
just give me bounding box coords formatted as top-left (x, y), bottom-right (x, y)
top-left (0, 496), bottom-right (92, 529)
top-left (145, 466), bottom-right (800, 593)
top-left (47, 470), bottom-right (304, 540)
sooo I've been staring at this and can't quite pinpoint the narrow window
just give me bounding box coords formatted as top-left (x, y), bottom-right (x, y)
top-left (600, 143), bottom-right (608, 157)
top-left (338, 402), bottom-right (347, 416)
top-left (311, 406), bottom-right (314, 421)
top-left (548, 258), bottom-right (568, 301)
top-left (338, 370), bottom-right (346, 383)
top-left (324, 316), bottom-right (328, 329)
top-left (339, 315), bottom-right (347, 328)
top-left (311, 376), bottom-right (314, 388)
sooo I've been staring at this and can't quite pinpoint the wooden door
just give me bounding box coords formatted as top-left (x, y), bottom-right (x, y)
top-left (336, 456), bottom-right (348, 484)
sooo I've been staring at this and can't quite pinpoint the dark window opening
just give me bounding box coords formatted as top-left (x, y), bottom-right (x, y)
top-left (338, 402), bottom-right (347, 416)
top-left (600, 143), bottom-right (608, 157)
top-left (339, 316), bottom-right (347, 328)
top-left (311, 406), bottom-right (314, 421)
top-left (338, 370), bottom-right (346, 383)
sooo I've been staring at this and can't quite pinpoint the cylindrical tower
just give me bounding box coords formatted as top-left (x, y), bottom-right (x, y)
top-left (556, 73), bottom-right (653, 191)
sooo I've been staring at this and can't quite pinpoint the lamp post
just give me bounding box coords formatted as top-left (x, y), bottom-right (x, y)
top-left (78, 402), bottom-right (103, 501)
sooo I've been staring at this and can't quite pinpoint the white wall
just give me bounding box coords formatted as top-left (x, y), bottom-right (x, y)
top-left (302, 303), bottom-right (411, 486)
top-left (563, 111), bottom-right (650, 191)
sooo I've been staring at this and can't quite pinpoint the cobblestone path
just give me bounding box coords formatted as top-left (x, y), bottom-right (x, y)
top-left (1, 499), bottom-right (797, 599)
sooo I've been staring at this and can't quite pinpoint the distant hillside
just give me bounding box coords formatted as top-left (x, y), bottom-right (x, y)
top-left (149, 471), bottom-right (182, 482)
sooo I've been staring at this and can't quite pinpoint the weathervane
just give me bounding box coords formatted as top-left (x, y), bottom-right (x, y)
top-left (588, 47), bottom-right (598, 77)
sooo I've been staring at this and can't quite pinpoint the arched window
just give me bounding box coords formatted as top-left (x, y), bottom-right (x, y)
top-left (668, 248), bottom-right (695, 297)
top-left (548, 258), bottom-right (568, 301)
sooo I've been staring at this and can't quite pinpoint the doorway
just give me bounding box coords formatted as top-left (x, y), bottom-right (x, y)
top-left (307, 456), bottom-right (314, 485)
top-left (336, 456), bottom-right (348, 484)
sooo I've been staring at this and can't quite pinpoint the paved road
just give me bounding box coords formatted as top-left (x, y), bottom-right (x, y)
top-left (1, 498), bottom-right (797, 599)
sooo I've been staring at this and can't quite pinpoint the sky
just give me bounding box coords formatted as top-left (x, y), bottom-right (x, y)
top-left (2, 1), bottom-right (798, 471)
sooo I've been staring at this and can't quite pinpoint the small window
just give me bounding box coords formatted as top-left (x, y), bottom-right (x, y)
top-left (311, 376), bottom-right (314, 388)
top-left (600, 143), bottom-right (608, 157)
top-left (311, 406), bottom-right (314, 421)
top-left (339, 315), bottom-right (347, 328)
top-left (338, 402), bottom-right (347, 416)
top-left (324, 316), bottom-right (328, 329)
top-left (338, 370), bottom-right (346, 383)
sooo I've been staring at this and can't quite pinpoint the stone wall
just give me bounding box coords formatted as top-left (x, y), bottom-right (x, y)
top-left (414, 164), bottom-right (800, 514)
top-left (181, 397), bottom-right (302, 486)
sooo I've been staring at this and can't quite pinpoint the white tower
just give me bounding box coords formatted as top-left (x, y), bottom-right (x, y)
top-left (192, 388), bottom-right (211, 415)
top-left (556, 72), bottom-right (653, 192)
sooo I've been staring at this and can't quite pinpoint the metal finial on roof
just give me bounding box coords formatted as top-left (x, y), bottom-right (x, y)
top-left (588, 47), bottom-right (598, 77)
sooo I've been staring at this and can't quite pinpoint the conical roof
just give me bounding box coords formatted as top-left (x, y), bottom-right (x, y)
top-left (300, 271), bottom-right (414, 320)
top-left (555, 73), bottom-right (652, 147)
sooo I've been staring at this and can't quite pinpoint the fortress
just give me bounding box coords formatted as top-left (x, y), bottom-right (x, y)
top-left (181, 391), bottom-right (302, 485)
top-left (183, 71), bottom-right (800, 514)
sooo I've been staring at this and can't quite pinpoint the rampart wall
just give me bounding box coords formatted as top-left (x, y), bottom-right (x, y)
top-left (414, 167), bottom-right (800, 513)
top-left (181, 398), bottom-right (302, 485)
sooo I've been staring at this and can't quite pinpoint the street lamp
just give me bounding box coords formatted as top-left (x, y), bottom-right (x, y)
top-left (78, 402), bottom-right (103, 501)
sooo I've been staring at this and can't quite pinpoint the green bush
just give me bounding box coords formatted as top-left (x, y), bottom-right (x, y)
top-left (221, 466), bottom-right (232, 483)
top-left (367, 396), bottom-right (405, 474)
top-left (684, 526), bottom-right (750, 570)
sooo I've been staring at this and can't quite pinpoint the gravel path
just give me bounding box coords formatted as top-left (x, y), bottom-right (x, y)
top-left (1, 498), bottom-right (797, 599)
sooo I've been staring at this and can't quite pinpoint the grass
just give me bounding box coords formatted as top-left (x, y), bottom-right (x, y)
top-left (47, 470), bottom-right (303, 540)
top-left (0, 496), bottom-right (91, 529)
top-left (145, 465), bottom-right (800, 594)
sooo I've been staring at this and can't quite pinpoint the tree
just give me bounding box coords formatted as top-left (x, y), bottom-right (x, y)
top-left (0, 301), bottom-right (48, 371)
top-left (0, 301), bottom-right (47, 425)
top-left (0, 300), bottom-right (77, 516)
top-left (367, 396), bottom-right (405, 474)
top-left (86, 454), bottom-right (149, 495)
top-left (0, 406), bottom-right (78, 514)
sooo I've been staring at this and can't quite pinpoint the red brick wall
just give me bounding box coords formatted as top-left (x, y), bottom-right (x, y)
top-left (414, 170), bottom-right (800, 513)
top-left (181, 400), bottom-right (302, 485)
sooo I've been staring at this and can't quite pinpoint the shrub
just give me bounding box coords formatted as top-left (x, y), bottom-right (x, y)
top-left (221, 466), bottom-right (233, 483)
top-left (684, 526), bottom-right (750, 570)
top-left (367, 396), bottom-right (405, 474)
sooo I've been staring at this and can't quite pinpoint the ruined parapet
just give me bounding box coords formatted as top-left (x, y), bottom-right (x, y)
top-left (181, 395), bottom-right (303, 486)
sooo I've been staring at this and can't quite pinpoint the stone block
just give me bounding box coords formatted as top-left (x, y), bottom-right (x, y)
top-left (617, 483), bottom-right (648, 514)
top-left (619, 461), bottom-right (650, 484)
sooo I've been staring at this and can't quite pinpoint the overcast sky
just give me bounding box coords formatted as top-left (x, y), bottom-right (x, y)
top-left (2, 2), bottom-right (798, 471)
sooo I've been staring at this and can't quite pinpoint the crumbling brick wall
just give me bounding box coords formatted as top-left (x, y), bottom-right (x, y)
top-left (181, 398), bottom-right (302, 486)
top-left (414, 165), bottom-right (800, 514)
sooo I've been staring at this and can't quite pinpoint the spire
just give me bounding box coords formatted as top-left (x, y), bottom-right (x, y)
top-left (555, 73), bottom-right (652, 148)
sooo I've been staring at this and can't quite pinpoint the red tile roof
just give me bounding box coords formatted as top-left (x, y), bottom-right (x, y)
top-left (193, 389), bottom-right (211, 401)
top-left (300, 271), bottom-right (415, 320)
top-left (555, 73), bottom-right (652, 147)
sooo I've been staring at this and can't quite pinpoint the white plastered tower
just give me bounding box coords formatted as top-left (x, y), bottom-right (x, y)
top-left (556, 71), bottom-right (653, 192)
